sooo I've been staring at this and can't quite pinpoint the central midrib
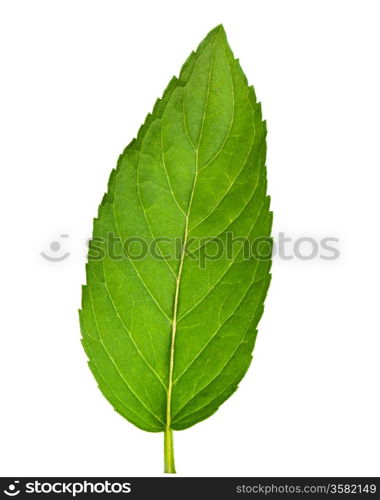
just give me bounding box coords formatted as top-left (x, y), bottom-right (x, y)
top-left (165, 32), bottom-right (218, 431)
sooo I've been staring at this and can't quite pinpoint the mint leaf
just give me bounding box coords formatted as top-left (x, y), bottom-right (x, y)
top-left (79, 25), bottom-right (272, 473)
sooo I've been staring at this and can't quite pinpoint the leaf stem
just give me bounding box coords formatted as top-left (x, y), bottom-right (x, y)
top-left (164, 36), bottom-right (216, 475)
top-left (164, 427), bottom-right (176, 473)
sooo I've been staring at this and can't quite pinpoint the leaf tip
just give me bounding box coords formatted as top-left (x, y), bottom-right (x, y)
top-left (202, 24), bottom-right (227, 46)
top-left (214, 23), bottom-right (225, 31)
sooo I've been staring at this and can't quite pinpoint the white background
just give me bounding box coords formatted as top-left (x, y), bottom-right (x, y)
top-left (1, 0), bottom-right (379, 477)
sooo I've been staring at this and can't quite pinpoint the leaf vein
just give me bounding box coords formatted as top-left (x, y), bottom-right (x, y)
top-left (178, 190), bottom-right (266, 323)
top-left (173, 265), bottom-right (263, 387)
top-left (172, 285), bottom-right (264, 421)
top-left (110, 201), bottom-right (173, 323)
top-left (88, 287), bottom-right (165, 426)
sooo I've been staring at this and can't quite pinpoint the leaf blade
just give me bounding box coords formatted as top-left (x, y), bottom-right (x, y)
top-left (80, 25), bottom-right (272, 438)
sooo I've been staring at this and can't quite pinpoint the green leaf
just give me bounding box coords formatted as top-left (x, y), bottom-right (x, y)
top-left (79, 24), bottom-right (272, 472)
